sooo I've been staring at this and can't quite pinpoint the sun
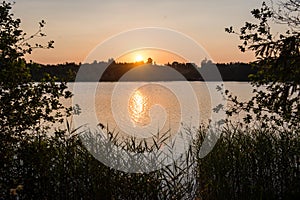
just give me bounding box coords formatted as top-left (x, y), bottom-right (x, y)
top-left (134, 54), bottom-right (144, 62)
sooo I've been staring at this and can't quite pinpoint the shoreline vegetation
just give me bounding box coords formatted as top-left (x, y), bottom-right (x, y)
top-left (30, 61), bottom-right (257, 82)
top-left (2, 122), bottom-right (299, 199)
top-left (1, 0), bottom-right (299, 199)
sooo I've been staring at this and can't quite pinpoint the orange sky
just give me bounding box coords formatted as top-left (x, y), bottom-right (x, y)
top-left (12, 0), bottom-right (283, 65)
top-left (116, 49), bottom-right (188, 65)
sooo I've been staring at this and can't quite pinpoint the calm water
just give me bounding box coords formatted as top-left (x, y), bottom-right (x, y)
top-left (61, 82), bottom-right (254, 138)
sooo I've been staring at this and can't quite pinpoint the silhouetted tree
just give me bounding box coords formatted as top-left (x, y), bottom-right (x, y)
top-left (225, 0), bottom-right (299, 127)
top-left (147, 57), bottom-right (153, 64)
top-left (0, 1), bottom-right (71, 198)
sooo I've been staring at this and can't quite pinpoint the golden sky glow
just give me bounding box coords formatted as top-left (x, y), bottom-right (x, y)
top-left (134, 55), bottom-right (144, 62)
top-left (116, 49), bottom-right (187, 65)
top-left (12, 0), bottom-right (285, 64)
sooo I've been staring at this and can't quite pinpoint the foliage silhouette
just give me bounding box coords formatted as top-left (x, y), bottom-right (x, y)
top-left (1, 1), bottom-right (299, 199)
top-left (225, 1), bottom-right (300, 128)
top-left (31, 61), bottom-right (257, 82)
top-left (0, 1), bottom-right (71, 198)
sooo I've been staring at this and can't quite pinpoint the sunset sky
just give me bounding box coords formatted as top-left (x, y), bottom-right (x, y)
top-left (12, 0), bottom-right (283, 65)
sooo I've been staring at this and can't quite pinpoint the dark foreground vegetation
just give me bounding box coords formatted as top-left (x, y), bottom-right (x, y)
top-left (1, 123), bottom-right (299, 200)
top-left (1, 1), bottom-right (299, 199)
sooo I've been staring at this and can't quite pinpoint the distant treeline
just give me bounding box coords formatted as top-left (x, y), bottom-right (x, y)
top-left (30, 61), bottom-right (257, 82)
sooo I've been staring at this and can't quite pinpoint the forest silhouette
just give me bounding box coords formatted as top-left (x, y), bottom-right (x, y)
top-left (31, 60), bottom-right (257, 82)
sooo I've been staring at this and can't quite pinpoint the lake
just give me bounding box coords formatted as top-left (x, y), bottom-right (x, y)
top-left (62, 82), bottom-right (254, 139)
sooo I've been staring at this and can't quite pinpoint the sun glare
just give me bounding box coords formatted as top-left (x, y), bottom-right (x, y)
top-left (134, 55), bottom-right (144, 62)
top-left (129, 90), bottom-right (149, 126)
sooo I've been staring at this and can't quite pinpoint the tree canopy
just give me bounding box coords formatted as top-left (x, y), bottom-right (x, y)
top-left (225, 0), bottom-right (300, 128)
top-left (0, 0), bottom-right (72, 158)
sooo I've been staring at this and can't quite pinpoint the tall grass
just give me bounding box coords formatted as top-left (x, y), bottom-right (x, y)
top-left (196, 123), bottom-right (300, 200)
top-left (0, 122), bottom-right (299, 199)
top-left (0, 123), bottom-right (196, 200)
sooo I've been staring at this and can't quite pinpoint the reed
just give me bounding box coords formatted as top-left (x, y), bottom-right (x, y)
top-left (195, 123), bottom-right (300, 200)
top-left (0, 121), bottom-right (299, 199)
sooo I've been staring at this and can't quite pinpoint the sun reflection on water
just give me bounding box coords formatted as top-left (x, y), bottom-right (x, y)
top-left (129, 90), bottom-right (150, 126)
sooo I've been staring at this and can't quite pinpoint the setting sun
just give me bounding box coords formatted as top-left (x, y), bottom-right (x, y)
top-left (134, 55), bottom-right (144, 62)
top-left (116, 49), bottom-right (187, 65)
